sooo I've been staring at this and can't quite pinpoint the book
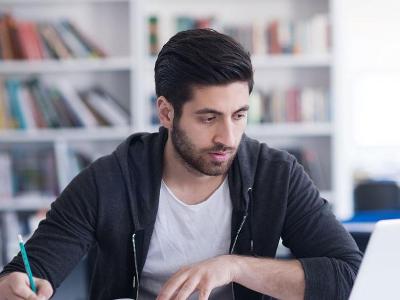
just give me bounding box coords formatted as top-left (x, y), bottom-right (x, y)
top-left (5, 79), bottom-right (26, 129)
top-left (38, 23), bottom-right (73, 59)
top-left (55, 21), bottom-right (91, 58)
top-left (24, 82), bottom-right (48, 128)
top-left (0, 78), bottom-right (12, 129)
top-left (3, 14), bottom-right (23, 60)
top-left (81, 87), bottom-right (129, 126)
top-left (54, 80), bottom-right (98, 127)
top-left (63, 20), bottom-right (106, 58)
top-left (47, 87), bottom-right (79, 128)
top-left (148, 16), bottom-right (159, 56)
top-left (16, 22), bottom-right (43, 60)
top-left (175, 16), bottom-right (215, 32)
top-left (0, 15), bottom-right (14, 60)
top-left (18, 84), bottom-right (37, 130)
top-left (11, 147), bottom-right (58, 196)
top-left (249, 87), bottom-right (330, 124)
top-left (26, 78), bottom-right (61, 128)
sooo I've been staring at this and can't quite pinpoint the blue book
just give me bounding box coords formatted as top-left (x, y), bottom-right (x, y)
top-left (5, 79), bottom-right (26, 129)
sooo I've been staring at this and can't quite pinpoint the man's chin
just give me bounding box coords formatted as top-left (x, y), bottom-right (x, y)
top-left (199, 161), bottom-right (231, 176)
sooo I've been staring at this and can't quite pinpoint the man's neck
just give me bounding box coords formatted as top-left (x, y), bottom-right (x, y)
top-left (162, 137), bottom-right (226, 205)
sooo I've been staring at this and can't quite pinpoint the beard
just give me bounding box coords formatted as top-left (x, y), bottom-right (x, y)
top-left (171, 120), bottom-right (238, 176)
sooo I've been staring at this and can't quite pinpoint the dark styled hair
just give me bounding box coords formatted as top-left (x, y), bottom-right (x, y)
top-left (154, 28), bottom-right (254, 118)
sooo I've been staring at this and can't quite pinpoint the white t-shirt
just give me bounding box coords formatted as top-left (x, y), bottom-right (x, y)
top-left (139, 178), bottom-right (233, 300)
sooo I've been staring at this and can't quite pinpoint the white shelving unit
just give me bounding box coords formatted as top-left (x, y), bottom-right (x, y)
top-left (252, 54), bottom-right (332, 69)
top-left (0, 0), bottom-right (342, 269)
top-left (141, 0), bottom-right (335, 204)
top-left (0, 57), bottom-right (133, 74)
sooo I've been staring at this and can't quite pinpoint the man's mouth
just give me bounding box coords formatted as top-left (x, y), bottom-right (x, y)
top-left (208, 151), bottom-right (230, 162)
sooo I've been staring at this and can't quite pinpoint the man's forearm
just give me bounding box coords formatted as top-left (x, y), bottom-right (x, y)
top-left (230, 255), bottom-right (305, 300)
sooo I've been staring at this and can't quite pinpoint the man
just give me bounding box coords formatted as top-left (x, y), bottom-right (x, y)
top-left (0, 29), bottom-right (362, 300)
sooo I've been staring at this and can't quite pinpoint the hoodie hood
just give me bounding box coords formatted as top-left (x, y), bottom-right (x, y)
top-left (114, 127), bottom-right (168, 231)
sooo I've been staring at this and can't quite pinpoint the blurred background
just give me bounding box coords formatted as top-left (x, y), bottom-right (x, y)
top-left (0, 0), bottom-right (399, 298)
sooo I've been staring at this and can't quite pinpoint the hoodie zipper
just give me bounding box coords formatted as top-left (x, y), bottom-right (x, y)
top-left (230, 187), bottom-right (253, 300)
top-left (230, 212), bottom-right (247, 300)
top-left (132, 233), bottom-right (140, 300)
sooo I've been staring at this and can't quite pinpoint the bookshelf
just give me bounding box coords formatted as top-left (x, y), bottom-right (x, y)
top-left (143, 0), bottom-right (335, 198)
top-left (0, 0), bottom-right (341, 272)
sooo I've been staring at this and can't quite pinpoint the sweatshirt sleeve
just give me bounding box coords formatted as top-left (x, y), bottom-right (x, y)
top-left (281, 157), bottom-right (363, 300)
top-left (0, 165), bottom-right (98, 292)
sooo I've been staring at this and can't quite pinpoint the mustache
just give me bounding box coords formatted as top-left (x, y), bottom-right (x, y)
top-left (206, 143), bottom-right (236, 153)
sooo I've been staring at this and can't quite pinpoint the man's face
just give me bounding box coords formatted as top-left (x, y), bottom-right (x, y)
top-left (170, 82), bottom-right (249, 176)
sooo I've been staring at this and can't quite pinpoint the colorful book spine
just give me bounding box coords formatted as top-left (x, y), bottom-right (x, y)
top-left (248, 87), bottom-right (330, 124)
top-left (148, 16), bottom-right (159, 56)
top-left (5, 80), bottom-right (26, 129)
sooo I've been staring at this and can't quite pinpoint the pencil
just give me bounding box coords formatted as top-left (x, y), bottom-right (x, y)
top-left (18, 234), bottom-right (37, 293)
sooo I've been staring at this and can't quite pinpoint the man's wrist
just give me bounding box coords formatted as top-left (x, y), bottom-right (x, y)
top-left (224, 254), bottom-right (241, 283)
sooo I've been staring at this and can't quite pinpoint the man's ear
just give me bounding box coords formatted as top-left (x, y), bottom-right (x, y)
top-left (157, 96), bottom-right (174, 129)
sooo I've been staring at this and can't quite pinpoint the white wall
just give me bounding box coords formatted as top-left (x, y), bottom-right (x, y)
top-left (334, 0), bottom-right (400, 218)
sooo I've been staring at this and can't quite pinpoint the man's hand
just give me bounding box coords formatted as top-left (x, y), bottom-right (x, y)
top-left (0, 272), bottom-right (53, 300)
top-left (156, 255), bottom-right (236, 300)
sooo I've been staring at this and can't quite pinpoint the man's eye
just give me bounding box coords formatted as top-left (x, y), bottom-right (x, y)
top-left (203, 117), bottom-right (215, 123)
top-left (234, 112), bottom-right (247, 120)
top-left (200, 115), bottom-right (216, 123)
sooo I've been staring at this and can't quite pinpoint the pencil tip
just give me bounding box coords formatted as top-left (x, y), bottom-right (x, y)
top-left (18, 234), bottom-right (23, 243)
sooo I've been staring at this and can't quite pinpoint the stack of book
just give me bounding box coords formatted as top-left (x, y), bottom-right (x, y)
top-left (175, 16), bottom-right (216, 32)
top-left (248, 87), bottom-right (330, 124)
top-left (226, 15), bottom-right (330, 55)
top-left (0, 148), bottom-right (58, 203)
top-left (0, 13), bottom-right (106, 60)
top-left (147, 14), bottom-right (330, 56)
top-left (265, 15), bottom-right (330, 55)
top-left (0, 78), bottom-right (129, 130)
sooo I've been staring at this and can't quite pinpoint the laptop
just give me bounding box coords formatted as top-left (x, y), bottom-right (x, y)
top-left (349, 219), bottom-right (400, 300)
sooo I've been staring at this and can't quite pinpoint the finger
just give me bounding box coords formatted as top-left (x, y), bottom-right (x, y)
top-left (27, 294), bottom-right (45, 300)
top-left (10, 279), bottom-right (37, 299)
top-left (36, 279), bottom-right (53, 299)
top-left (5, 295), bottom-right (25, 300)
top-left (157, 271), bottom-right (189, 300)
top-left (175, 277), bottom-right (200, 300)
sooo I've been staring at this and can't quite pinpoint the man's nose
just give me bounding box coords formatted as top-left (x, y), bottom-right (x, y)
top-left (213, 120), bottom-right (236, 149)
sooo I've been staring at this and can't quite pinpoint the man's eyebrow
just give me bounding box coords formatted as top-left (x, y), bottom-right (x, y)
top-left (194, 105), bottom-right (249, 115)
top-left (194, 108), bottom-right (223, 115)
top-left (234, 105), bottom-right (249, 114)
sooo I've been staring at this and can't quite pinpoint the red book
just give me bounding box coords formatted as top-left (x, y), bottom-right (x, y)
top-left (286, 88), bottom-right (297, 122)
top-left (27, 23), bottom-right (44, 59)
top-left (267, 21), bottom-right (281, 54)
top-left (16, 22), bottom-right (32, 59)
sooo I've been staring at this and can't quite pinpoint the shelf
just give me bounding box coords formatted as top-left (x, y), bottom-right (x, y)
top-left (0, 127), bottom-right (132, 142)
top-left (0, 195), bottom-right (55, 212)
top-left (0, 0), bottom-right (129, 4)
top-left (246, 123), bottom-right (332, 137)
top-left (145, 54), bottom-right (332, 71)
top-left (252, 54), bottom-right (332, 69)
top-left (0, 57), bottom-right (133, 74)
